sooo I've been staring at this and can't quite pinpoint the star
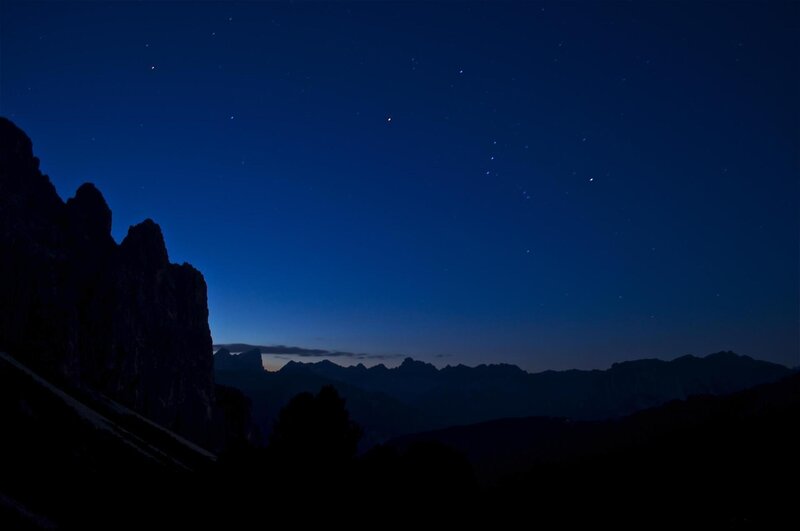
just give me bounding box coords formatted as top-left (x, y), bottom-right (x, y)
top-left (386, 116), bottom-right (392, 123)
top-left (230, 115), bottom-right (235, 120)
top-left (150, 65), bottom-right (156, 71)
top-left (459, 69), bottom-right (464, 74)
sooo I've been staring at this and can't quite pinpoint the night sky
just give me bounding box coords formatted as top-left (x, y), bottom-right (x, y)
top-left (1, 1), bottom-right (797, 371)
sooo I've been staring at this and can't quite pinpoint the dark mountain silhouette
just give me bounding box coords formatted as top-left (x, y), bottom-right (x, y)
top-left (0, 117), bottom-right (213, 443)
top-left (6, 340), bottom-right (795, 528)
top-left (368, 372), bottom-right (800, 526)
top-left (215, 349), bottom-right (790, 443)
top-left (0, 350), bottom-right (215, 529)
top-left (213, 347), bottom-right (264, 373)
top-left (214, 349), bottom-right (422, 448)
top-left (391, 369), bottom-right (800, 486)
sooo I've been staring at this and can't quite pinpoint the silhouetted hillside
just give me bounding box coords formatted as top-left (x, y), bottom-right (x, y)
top-left (369, 372), bottom-right (800, 526)
top-left (214, 349), bottom-right (422, 448)
top-left (0, 351), bottom-right (215, 529)
top-left (216, 349), bottom-right (790, 442)
top-left (5, 344), bottom-right (795, 528)
top-left (0, 118), bottom-right (215, 443)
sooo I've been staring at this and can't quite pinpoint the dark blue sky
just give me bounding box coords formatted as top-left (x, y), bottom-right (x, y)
top-left (1, 1), bottom-right (797, 370)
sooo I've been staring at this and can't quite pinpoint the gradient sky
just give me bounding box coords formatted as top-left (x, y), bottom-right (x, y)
top-left (1, 1), bottom-right (797, 371)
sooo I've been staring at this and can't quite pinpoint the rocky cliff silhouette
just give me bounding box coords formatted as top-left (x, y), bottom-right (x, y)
top-left (0, 117), bottom-right (213, 443)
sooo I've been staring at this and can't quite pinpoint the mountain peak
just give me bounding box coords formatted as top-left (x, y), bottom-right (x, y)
top-left (398, 357), bottom-right (437, 373)
top-left (0, 117), bottom-right (57, 208)
top-left (120, 219), bottom-right (169, 269)
top-left (0, 117), bottom-right (35, 169)
top-left (0, 118), bottom-right (214, 443)
top-left (214, 348), bottom-right (263, 373)
top-left (239, 348), bottom-right (264, 366)
top-left (279, 360), bottom-right (308, 373)
top-left (66, 182), bottom-right (112, 237)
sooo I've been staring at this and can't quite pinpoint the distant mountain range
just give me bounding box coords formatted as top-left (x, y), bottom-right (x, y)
top-left (214, 348), bottom-right (791, 445)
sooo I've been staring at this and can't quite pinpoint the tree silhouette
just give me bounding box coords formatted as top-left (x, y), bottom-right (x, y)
top-left (268, 385), bottom-right (362, 475)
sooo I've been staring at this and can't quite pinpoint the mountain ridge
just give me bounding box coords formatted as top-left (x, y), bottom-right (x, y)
top-left (0, 117), bottom-right (214, 443)
top-left (215, 348), bottom-right (791, 444)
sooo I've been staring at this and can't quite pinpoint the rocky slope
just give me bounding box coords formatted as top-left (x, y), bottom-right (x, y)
top-left (0, 117), bottom-right (213, 443)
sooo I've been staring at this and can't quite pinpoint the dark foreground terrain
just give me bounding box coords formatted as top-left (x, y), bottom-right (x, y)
top-left (3, 347), bottom-right (798, 528)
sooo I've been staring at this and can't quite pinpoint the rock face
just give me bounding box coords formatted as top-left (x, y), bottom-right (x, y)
top-left (213, 347), bottom-right (265, 373)
top-left (0, 117), bottom-right (213, 443)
